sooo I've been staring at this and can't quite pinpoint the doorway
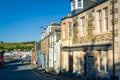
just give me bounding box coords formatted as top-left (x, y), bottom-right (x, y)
top-left (84, 52), bottom-right (95, 80)
top-left (68, 52), bottom-right (73, 73)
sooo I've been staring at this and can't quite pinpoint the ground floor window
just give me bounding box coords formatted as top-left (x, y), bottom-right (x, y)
top-left (97, 50), bottom-right (108, 73)
top-left (98, 51), bottom-right (101, 72)
top-left (104, 51), bottom-right (108, 73)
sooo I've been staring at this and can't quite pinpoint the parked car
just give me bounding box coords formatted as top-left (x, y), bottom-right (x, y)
top-left (21, 55), bottom-right (31, 64)
top-left (4, 53), bottom-right (13, 62)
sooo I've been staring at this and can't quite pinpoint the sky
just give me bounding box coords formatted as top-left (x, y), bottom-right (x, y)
top-left (0, 0), bottom-right (70, 42)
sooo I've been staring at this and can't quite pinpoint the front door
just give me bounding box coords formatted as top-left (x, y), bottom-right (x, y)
top-left (69, 52), bottom-right (73, 73)
top-left (86, 52), bottom-right (95, 80)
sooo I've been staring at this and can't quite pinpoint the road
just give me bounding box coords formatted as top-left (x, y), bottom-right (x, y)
top-left (0, 61), bottom-right (56, 80)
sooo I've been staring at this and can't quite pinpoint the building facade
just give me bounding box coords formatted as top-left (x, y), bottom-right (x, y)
top-left (40, 22), bottom-right (61, 70)
top-left (61, 0), bottom-right (120, 79)
top-left (53, 29), bottom-right (61, 73)
top-left (47, 23), bottom-right (61, 68)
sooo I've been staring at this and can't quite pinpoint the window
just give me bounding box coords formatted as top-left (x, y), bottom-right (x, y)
top-left (63, 24), bottom-right (66, 39)
top-left (98, 51), bottom-right (108, 73)
top-left (81, 17), bottom-right (85, 36)
top-left (104, 51), bottom-right (108, 73)
top-left (78, 0), bottom-right (82, 8)
top-left (71, 0), bottom-right (75, 10)
top-left (68, 22), bottom-right (72, 37)
top-left (97, 10), bottom-right (102, 33)
top-left (104, 7), bottom-right (108, 32)
top-left (98, 51), bottom-right (101, 72)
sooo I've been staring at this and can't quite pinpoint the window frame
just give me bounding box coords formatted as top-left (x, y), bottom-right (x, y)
top-left (68, 22), bottom-right (72, 37)
top-left (104, 7), bottom-right (108, 32)
top-left (80, 17), bottom-right (85, 36)
top-left (97, 10), bottom-right (102, 33)
top-left (71, 0), bottom-right (75, 10)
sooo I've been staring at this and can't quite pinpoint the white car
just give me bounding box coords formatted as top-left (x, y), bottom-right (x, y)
top-left (21, 55), bottom-right (31, 64)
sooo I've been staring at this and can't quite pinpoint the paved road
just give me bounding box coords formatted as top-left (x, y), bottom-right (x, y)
top-left (0, 62), bottom-right (56, 80)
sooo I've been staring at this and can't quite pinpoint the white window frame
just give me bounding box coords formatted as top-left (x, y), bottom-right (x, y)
top-left (77, 0), bottom-right (83, 9)
top-left (104, 51), bottom-right (108, 73)
top-left (71, 0), bottom-right (75, 11)
top-left (104, 7), bottom-right (108, 32)
top-left (80, 17), bottom-right (85, 36)
top-left (97, 10), bottom-right (102, 33)
top-left (98, 51), bottom-right (101, 72)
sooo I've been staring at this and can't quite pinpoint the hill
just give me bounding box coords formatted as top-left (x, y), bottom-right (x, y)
top-left (0, 41), bottom-right (35, 52)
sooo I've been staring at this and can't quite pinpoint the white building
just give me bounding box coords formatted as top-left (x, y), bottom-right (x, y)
top-left (46, 22), bottom-right (61, 68)
top-left (40, 22), bottom-right (61, 69)
top-left (54, 39), bottom-right (61, 73)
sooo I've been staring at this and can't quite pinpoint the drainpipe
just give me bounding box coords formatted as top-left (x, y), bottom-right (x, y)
top-left (112, 0), bottom-right (115, 80)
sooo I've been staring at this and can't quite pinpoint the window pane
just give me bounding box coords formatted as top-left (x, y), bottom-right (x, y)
top-left (72, 0), bottom-right (75, 10)
top-left (78, 0), bottom-right (82, 7)
top-left (81, 17), bottom-right (85, 36)
top-left (104, 8), bottom-right (108, 32)
top-left (97, 10), bottom-right (102, 33)
top-left (69, 22), bottom-right (72, 37)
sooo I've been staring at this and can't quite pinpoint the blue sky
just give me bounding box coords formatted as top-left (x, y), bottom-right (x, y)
top-left (0, 0), bottom-right (70, 42)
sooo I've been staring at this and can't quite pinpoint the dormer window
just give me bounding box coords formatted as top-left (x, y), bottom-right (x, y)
top-left (78, 0), bottom-right (81, 7)
top-left (71, 0), bottom-right (83, 11)
top-left (71, 0), bottom-right (75, 11)
top-left (78, 0), bottom-right (83, 9)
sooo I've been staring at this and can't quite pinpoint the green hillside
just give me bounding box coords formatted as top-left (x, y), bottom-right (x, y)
top-left (0, 41), bottom-right (35, 52)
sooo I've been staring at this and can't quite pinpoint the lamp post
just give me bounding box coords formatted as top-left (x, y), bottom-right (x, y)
top-left (112, 0), bottom-right (115, 79)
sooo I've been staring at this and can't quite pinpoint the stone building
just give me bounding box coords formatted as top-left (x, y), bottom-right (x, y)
top-left (61, 0), bottom-right (120, 79)
top-left (40, 36), bottom-right (49, 67)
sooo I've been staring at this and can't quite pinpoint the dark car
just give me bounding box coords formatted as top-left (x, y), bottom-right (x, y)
top-left (0, 51), bottom-right (4, 68)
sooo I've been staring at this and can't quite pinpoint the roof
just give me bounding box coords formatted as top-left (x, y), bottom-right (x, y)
top-left (49, 22), bottom-right (61, 26)
top-left (62, 0), bottom-right (108, 20)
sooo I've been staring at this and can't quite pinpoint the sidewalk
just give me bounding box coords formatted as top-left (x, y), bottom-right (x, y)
top-left (31, 64), bottom-right (77, 80)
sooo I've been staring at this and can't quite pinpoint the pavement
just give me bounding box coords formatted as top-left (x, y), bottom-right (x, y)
top-left (31, 64), bottom-right (77, 80)
top-left (31, 64), bottom-right (120, 80)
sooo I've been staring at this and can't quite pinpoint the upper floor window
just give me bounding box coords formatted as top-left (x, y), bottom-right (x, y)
top-left (104, 7), bottom-right (108, 32)
top-left (68, 22), bottom-right (72, 37)
top-left (97, 10), bottom-right (102, 33)
top-left (63, 24), bottom-right (66, 39)
top-left (71, 0), bottom-right (75, 10)
top-left (78, 0), bottom-right (82, 8)
top-left (80, 17), bottom-right (85, 36)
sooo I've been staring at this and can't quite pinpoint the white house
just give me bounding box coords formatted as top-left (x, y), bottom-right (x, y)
top-left (54, 39), bottom-right (61, 73)
top-left (40, 22), bottom-right (61, 69)
top-left (46, 22), bottom-right (61, 68)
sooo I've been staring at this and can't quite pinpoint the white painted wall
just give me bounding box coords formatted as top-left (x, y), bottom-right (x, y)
top-left (53, 40), bottom-right (61, 73)
top-left (49, 47), bottom-right (53, 67)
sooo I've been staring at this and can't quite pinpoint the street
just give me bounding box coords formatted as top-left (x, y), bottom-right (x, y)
top-left (0, 61), bottom-right (56, 80)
